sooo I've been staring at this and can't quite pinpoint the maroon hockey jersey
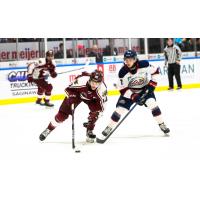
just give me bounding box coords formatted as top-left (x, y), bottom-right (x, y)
top-left (65, 74), bottom-right (107, 112)
top-left (27, 58), bottom-right (57, 79)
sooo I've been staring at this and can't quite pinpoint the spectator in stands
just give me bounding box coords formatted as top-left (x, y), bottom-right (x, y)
top-left (78, 48), bottom-right (85, 57)
top-left (54, 43), bottom-right (64, 59)
top-left (88, 44), bottom-right (103, 63)
top-left (77, 45), bottom-right (85, 57)
top-left (0, 38), bottom-right (8, 43)
top-left (67, 49), bottom-right (73, 58)
top-left (113, 47), bottom-right (118, 56)
top-left (196, 39), bottom-right (200, 51)
top-left (7, 38), bottom-right (16, 43)
top-left (103, 45), bottom-right (112, 56)
top-left (174, 38), bottom-right (183, 49)
top-left (102, 46), bottom-right (119, 56)
top-left (181, 38), bottom-right (193, 52)
top-left (164, 38), bottom-right (182, 90)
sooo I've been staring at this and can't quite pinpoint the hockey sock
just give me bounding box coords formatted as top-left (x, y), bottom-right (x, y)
top-left (109, 107), bottom-right (128, 128)
top-left (152, 106), bottom-right (164, 124)
top-left (44, 95), bottom-right (51, 103)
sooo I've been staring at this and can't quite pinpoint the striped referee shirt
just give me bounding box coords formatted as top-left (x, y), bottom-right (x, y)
top-left (164, 44), bottom-right (182, 64)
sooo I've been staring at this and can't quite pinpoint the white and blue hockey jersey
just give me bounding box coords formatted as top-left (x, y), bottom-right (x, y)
top-left (116, 60), bottom-right (159, 99)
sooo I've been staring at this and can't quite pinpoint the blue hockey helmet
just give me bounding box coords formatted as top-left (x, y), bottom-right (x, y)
top-left (124, 50), bottom-right (137, 60)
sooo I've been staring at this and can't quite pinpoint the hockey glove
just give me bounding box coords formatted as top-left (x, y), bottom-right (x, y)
top-left (145, 80), bottom-right (157, 94)
top-left (83, 111), bottom-right (100, 130)
top-left (27, 76), bottom-right (33, 83)
top-left (131, 93), bottom-right (144, 106)
top-left (131, 90), bottom-right (150, 106)
top-left (81, 71), bottom-right (90, 76)
top-left (51, 72), bottom-right (57, 78)
top-left (131, 93), bottom-right (140, 102)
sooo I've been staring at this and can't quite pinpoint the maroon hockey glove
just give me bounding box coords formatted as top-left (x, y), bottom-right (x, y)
top-left (84, 111), bottom-right (100, 130)
top-left (131, 93), bottom-right (140, 102)
top-left (81, 71), bottom-right (90, 76)
top-left (51, 72), bottom-right (57, 78)
top-left (27, 76), bottom-right (33, 83)
top-left (131, 92), bottom-right (146, 106)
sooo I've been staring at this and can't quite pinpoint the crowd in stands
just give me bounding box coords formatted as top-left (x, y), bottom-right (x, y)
top-left (1, 38), bottom-right (200, 62)
top-left (175, 38), bottom-right (198, 52)
top-left (54, 43), bottom-right (119, 61)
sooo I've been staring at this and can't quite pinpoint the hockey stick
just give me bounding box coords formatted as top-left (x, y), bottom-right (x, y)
top-left (57, 60), bottom-right (90, 75)
top-left (71, 103), bottom-right (75, 149)
top-left (96, 103), bottom-right (138, 144)
top-left (27, 60), bottom-right (90, 80)
top-left (96, 90), bottom-right (152, 144)
top-left (57, 67), bottom-right (85, 75)
top-left (71, 103), bottom-right (81, 153)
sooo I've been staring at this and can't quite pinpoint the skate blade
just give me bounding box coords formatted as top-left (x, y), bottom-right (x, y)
top-left (45, 105), bottom-right (54, 109)
top-left (86, 138), bottom-right (95, 143)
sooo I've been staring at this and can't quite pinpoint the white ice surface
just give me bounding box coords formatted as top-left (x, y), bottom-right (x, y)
top-left (0, 89), bottom-right (200, 200)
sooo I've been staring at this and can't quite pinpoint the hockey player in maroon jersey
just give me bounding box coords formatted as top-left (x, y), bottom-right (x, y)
top-left (39, 69), bottom-right (107, 143)
top-left (27, 50), bottom-right (57, 107)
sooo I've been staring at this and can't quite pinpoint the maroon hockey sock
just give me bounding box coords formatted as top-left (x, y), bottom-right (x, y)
top-left (47, 122), bottom-right (56, 131)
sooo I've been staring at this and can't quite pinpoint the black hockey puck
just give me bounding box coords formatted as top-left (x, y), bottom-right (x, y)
top-left (75, 149), bottom-right (81, 153)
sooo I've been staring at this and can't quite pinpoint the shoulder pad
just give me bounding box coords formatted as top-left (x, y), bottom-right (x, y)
top-left (138, 60), bottom-right (149, 68)
top-left (38, 58), bottom-right (45, 66)
top-left (118, 66), bottom-right (129, 78)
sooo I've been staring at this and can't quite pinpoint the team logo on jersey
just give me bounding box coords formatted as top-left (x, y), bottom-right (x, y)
top-left (128, 77), bottom-right (146, 88)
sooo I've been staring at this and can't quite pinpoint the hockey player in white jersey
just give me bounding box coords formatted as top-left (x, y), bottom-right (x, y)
top-left (98, 50), bottom-right (170, 142)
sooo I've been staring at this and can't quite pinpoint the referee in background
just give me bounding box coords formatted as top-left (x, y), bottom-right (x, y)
top-left (164, 38), bottom-right (182, 90)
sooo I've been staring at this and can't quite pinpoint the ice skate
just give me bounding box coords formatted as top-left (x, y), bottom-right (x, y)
top-left (44, 101), bottom-right (54, 107)
top-left (86, 130), bottom-right (96, 143)
top-left (35, 99), bottom-right (44, 106)
top-left (39, 128), bottom-right (51, 141)
top-left (159, 123), bottom-right (170, 136)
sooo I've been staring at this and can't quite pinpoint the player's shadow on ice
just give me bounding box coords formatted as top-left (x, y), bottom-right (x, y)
top-left (113, 134), bottom-right (168, 139)
top-left (42, 134), bottom-right (169, 145)
top-left (43, 141), bottom-right (88, 145)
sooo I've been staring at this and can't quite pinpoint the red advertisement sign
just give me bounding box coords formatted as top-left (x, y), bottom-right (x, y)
top-left (109, 64), bottom-right (116, 72)
top-left (69, 74), bottom-right (76, 83)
